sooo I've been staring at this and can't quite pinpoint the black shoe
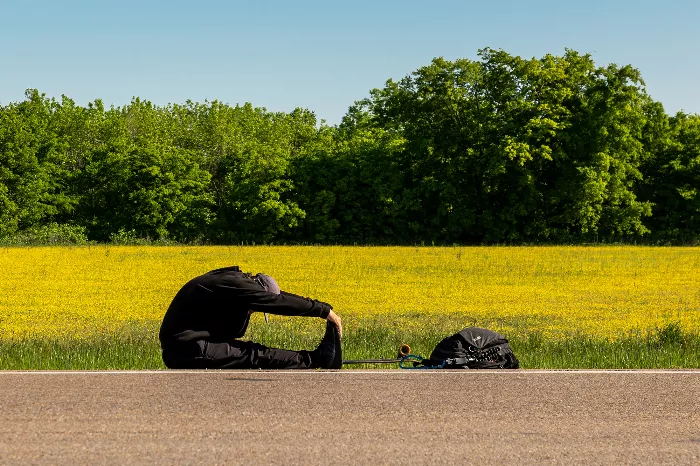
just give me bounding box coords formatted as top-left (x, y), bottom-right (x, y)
top-left (313, 321), bottom-right (342, 369)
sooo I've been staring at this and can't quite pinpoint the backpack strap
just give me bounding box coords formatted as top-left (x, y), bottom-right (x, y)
top-left (399, 354), bottom-right (446, 369)
top-left (444, 357), bottom-right (471, 367)
top-left (442, 346), bottom-right (508, 368)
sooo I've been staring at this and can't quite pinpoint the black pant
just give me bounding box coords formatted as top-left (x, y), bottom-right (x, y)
top-left (162, 339), bottom-right (315, 369)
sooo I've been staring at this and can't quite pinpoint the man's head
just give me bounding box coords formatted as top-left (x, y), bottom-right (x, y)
top-left (255, 274), bottom-right (280, 295)
top-left (254, 274), bottom-right (280, 324)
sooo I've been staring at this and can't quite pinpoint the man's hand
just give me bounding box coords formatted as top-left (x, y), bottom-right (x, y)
top-left (326, 310), bottom-right (342, 338)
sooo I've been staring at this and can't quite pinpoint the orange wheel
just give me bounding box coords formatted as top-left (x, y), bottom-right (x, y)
top-left (397, 344), bottom-right (411, 357)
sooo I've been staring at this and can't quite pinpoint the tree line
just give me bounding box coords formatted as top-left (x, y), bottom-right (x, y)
top-left (1, 49), bottom-right (698, 245)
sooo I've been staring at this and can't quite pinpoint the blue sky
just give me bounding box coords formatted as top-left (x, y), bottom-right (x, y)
top-left (1, 0), bottom-right (698, 125)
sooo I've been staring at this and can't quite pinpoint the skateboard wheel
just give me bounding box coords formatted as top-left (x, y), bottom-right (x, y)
top-left (398, 344), bottom-right (411, 357)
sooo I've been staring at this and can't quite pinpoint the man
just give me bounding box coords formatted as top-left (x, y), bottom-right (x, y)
top-left (159, 266), bottom-right (343, 369)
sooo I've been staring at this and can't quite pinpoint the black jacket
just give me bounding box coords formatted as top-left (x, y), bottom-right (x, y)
top-left (158, 266), bottom-right (332, 346)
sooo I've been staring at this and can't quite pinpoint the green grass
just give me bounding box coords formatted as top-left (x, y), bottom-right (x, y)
top-left (1, 320), bottom-right (698, 370)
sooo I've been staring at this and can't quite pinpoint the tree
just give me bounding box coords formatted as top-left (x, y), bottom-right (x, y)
top-left (360, 49), bottom-right (655, 243)
top-left (639, 112), bottom-right (700, 242)
top-left (76, 99), bottom-right (212, 241)
top-left (0, 90), bottom-right (62, 236)
top-left (170, 101), bottom-right (310, 243)
top-left (290, 107), bottom-right (407, 243)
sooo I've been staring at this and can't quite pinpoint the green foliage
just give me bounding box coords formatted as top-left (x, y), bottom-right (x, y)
top-left (290, 112), bottom-right (407, 243)
top-left (167, 101), bottom-right (311, 243)
top-left (0, 48), bottom-right (697, 244)
top-left (1, 319), bottom-right (699, 369)
top-left (360, 49), bottom-right (656, 243)
top-left (0, 90), bottom-right (58, 236)
top-left (653, 321), bottom-right (686, 346)
top-left (0, 222), bottom-right (89, 246)
top-left (79, 141), bottom-right (212, 241)
top-left (516, 324), bottom-right (700, 369)
top-left (639, 113), bottom-right (700, 242)
top-left (0, 321), bottom-right (163, 370)
top-left (108, 228), bottom-right (179, 245)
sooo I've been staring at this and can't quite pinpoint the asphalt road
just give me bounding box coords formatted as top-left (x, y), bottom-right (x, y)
top-left (1, 370), bottom-right (699, 465)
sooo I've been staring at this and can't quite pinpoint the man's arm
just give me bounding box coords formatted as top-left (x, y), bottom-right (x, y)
top-left (209, 271), bottom-right (342, 335)
top-left (247, 289), bottom-right (332, 319)
top-left (212, 274), bottom-right (332, 319)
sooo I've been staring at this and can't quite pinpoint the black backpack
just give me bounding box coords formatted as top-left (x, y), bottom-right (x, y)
top-left (422, 327), bottom-right (520, 369)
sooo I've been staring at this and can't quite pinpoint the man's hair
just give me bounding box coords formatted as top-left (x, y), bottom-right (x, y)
top-left (256, 274), bottom-right (281, 295)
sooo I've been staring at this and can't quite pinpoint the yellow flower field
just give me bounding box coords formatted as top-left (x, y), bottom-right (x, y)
top-left (0, 245), bottom-right (698, 341)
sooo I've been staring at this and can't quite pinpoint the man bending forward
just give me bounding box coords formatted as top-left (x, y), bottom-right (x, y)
top-left (159, 266), bottom-right (342, 369)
